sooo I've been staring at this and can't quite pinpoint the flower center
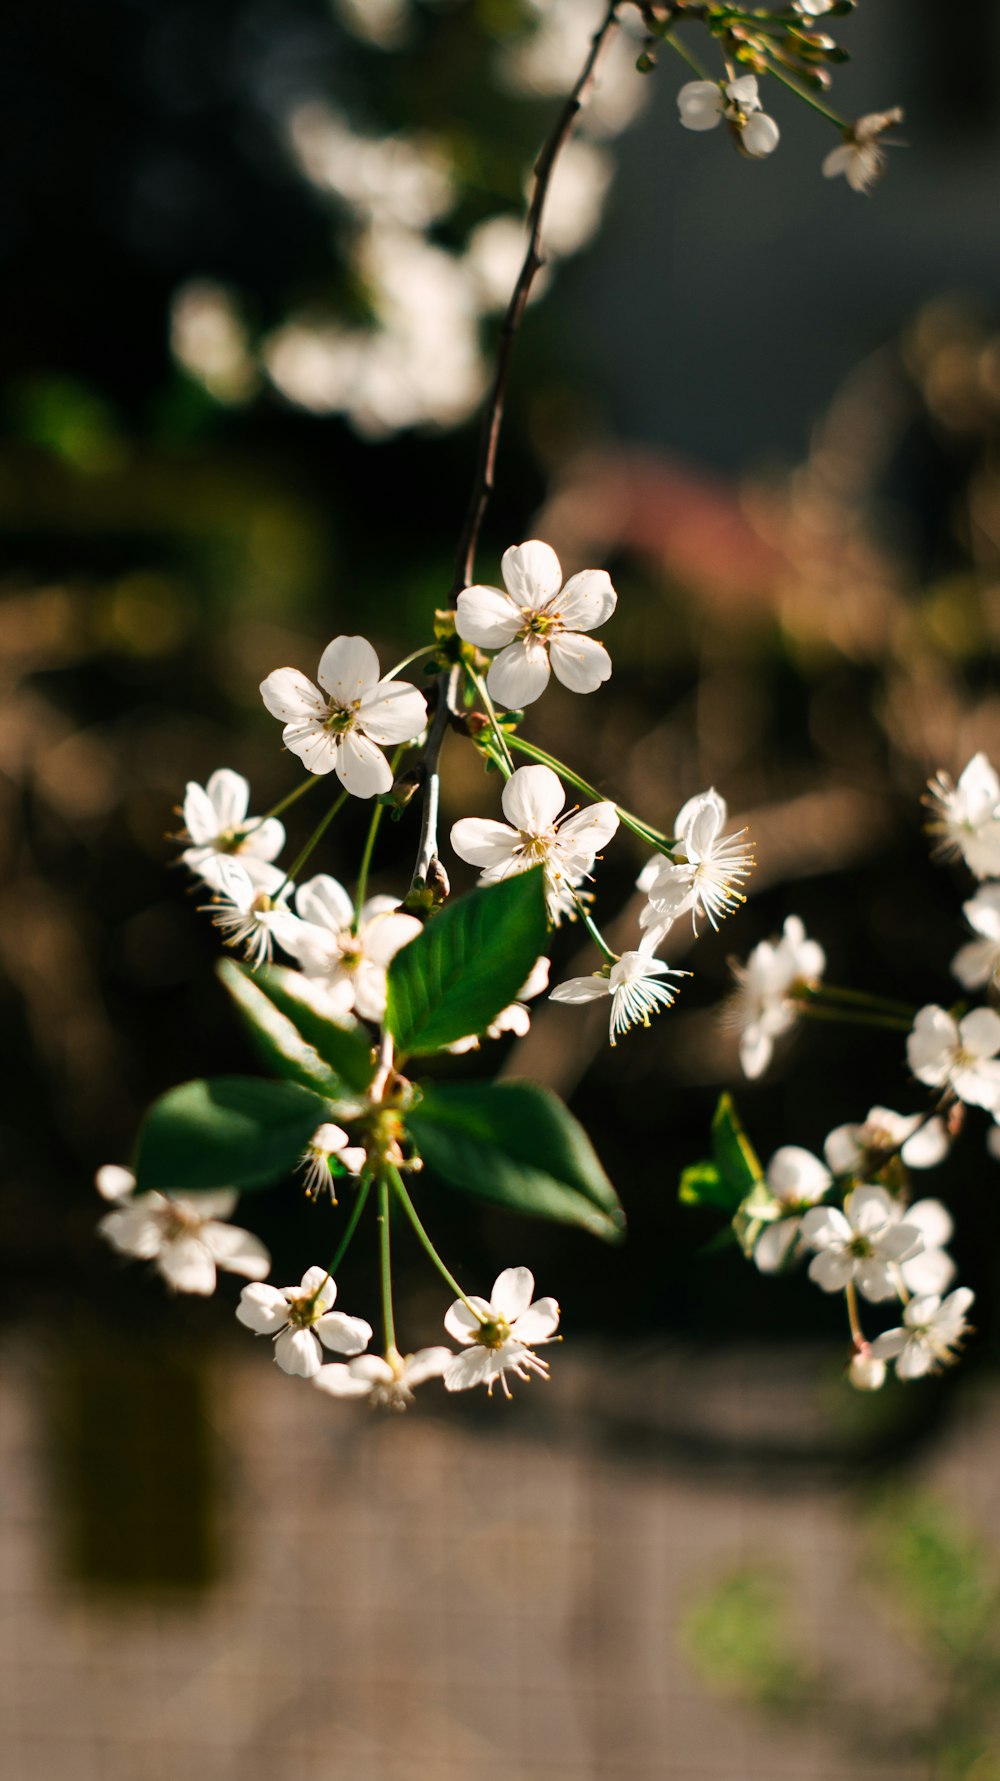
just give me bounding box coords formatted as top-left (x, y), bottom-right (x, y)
top-left (285, 1289), bottom-right (324, 1329)
top-left (848, 1235), bottom-right (874, 1259)
top-left (520, 609), bottom-right (559, 639)
top-left (162, 1203), bottom-right (202, 1239)
top-left (324, 701), bottom-right (360, 735)
top-left (475, 1316), bottom-right (511, 1350)
top-left (514, 829), bottom-right (555, 864)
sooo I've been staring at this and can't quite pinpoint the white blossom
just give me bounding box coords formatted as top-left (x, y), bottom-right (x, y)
top-left (822, 108), bottom-right (904, 194)
top-left (96, 1168), bottom-right (270, 1296)
top-left (280, 874), bottom-right (422, 1022)
top-left (314, 1346), bottom-right (452, 1409)
top-left (298, 1123), bottom-right (367, 1201)
top-left (450, 764), bottom-right (619, 923)
top-left (236, 1266), bottom-right (372, 1378)
top-left (728, 915), bottom-right (826, 1079)
top-left (900, 1199), bottom-right (957, 1297)
top-left (287, 104), bottom-right (453, 230)
top-left (849, 1349), bottom-right (887, 1392)
top-left (639, 789), bottom-right (753, 938)
top-left (448, 955), bottom-right (551, 1054)
top-left (179, 768), bottom-right (285, 886)
top-left (925, 753), bottom-right (1000, 880)
top-left (199, 857), bottom-right (298, 969)
top-left (677, 76), bottom-right (780, 159)
top-left (800, 1186), bottom-right (924, 1303)
top-left (455, 540), bottom-right (616, 709)
top-left (907, 1005), bottom-right (1000, 1111)
top-left (794, 0), bottom-right (834, 13)
top-left (824, 1106), bottom-right (950, 1176)
top-left (871, 1288), bottom-right (975, 1380)
top-left (952, 885), bottom-right (1000, 991)
top-left (260, 635), bottom-right (427, 797)
top-left (443, 1267), bottom-right (560, 1398)
top-left (753, 1146), bottom-right (831, 1274)
top-left (550, 941), bottom-right (689, 1045)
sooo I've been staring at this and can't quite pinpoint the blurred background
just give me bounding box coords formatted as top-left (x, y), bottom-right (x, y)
top-left (5, 0), bottom-right (1000, 1774)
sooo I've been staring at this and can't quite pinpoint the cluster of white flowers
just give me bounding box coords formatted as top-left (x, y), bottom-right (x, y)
top-left (728, 915), bottom-right (826, 1080)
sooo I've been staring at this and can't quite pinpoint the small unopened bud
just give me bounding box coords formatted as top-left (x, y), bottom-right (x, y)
top-left (636, 49), bottom-right (656, 73)
top-left (451, 710), bottom-right (490, 738)
top-left (433, 609), bottom-right (457, 641)
top-left (848, 1348), bottom-right (886, 1392)
top-left (388, 767), bottom-right (424, 811)
top-left (425, 856), bottom-right (450, 904)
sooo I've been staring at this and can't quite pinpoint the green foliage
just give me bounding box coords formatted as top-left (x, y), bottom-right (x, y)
top-left (712, 1093), bottom-right (764, 1198)
top-left (679, 1096), bottom-right (766, 1234)
top-left (868, 1493), bottom-right (1000, 1661)
top-left (218, 960), bottom-right (374, 1098)
top-left (680, 1566), bottom-right (812, 1712)
top-left (407, 1078), bottom-right (625, 1242)
top-left (385, 867), bottom-right (547, 1056)
top-left (133, 1076), bottom-right (333, 1194)
top-left (679, 1160), bottom-right (737, 1212)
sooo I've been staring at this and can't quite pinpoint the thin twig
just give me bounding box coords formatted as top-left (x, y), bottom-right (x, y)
top-left (409, 663), bottom-right (459, 893)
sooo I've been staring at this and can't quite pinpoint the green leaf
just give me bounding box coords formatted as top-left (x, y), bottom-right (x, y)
top-left (679, 1159), bottom-right (745, 1213)
top-left (711, 1093), bottom-right (764, 1198)
top-left (217, 960), bottom-right (374, 1097)
top-left (133, 1076), bottom-right (333, 1194)
top-left (407, 1078), bottom-right (625, 1243)
top-left (385, 868), bottom-right (548, 1056)
top-left (732, 1182), bottom-right (782, 1259)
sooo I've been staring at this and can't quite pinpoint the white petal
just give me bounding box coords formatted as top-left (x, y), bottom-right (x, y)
top-left (766, 1146), bottom-right (830, 1206)
top-left (236, 1283), bottom-right (289, 1333)
top-left (443, 1347), bottom-right (496, 1392)
top-left (741, 113), bottom-right (780, 158)
top-left (404, 1346), bottom-right (453, 1387)
top-left (727, 75), bottom-right (761, 109)
top-left (901, 1117), bottom-right (950, 1169)
top-left (336, 728), bottom-right (393, 798)
top-left (557, 801), bottom-right (620, 858)
top-left (96, 1164), bottom-right (135, 1201)
top-left (511, 1297), bottom-right (560, 1342)
top-left (822, 144), bottom-right (853, 180)
top-left (444, 1296), bottom-right (491, 1344)
top-left (205, 768), bottom-right (250, 831)
top-left (907, 1005), bottom-right (957, 1083)
top-left (313, 1363), bottom-right (375, 1398)
top-left (676, 790), bottom-right (725, 860)
top-left (556, 569), bottom-right (617, 632)
top-left (904, 1198), bottom-right (953, 1250)
top-left (740, 1027), bottom-right (773, 1079)
top-left (295, 876), bottom-right (353, 935)
top-left (455, 584), bottom-right (522, 649)
top-left (959, 1006), bottom-right (1000, 1060)
top-left (275, 1328), bottom-right (323, 1377)
top-left (854, 1261), bottom-right (900, 1303)
top-left (754, 1220), bottom-right (801, 1274)
top-left (358, 678), bottom-right (427, 745)
top-left (239, 818), bottom-right (286, 865)
top-left (500, 540), bottom-right (562, 609)
top-left (158, 1238), bottom-right (217, 1295)
top-left (501, 764), bottom-right (565, 832)
top-left (488, 637), bottom-right (551, 708)
top-left (952, 939), bottom-right (998, 991)
top-left (316, 1311), bottom-right (373, 1355)
top-left (183, 781), bottom-right (222, 845)
top-left (550, 974), bottom-right (611, 1004)
top-left (901, 1249), bottom-right (956, 1296)
top-left (361, 910), bottom-right (423, 967)
top-left (823, 1124), bottom-right (862, 1176)
top-left (260, 667), bottom-right (327, 723)
top-left (201, 1223), bottom-right (272, 1280)
top-left (450, 817), bottom-right (517, 869)
top-left (677, 80), bottom-right (724, 131)
top-left (316, 635), bottom-right (380, 702)
top-left (98, 1202), bottom-right (165, 1260)
top-left (282, 721), bottom-right (340, 775)
top-left (299, 1265), bottom-right (336, 1305)
top-left (548, 631), bottom-right (612, 695)
top-left (896, 1341), bottom-right (934, 1380)
top-left (808, 1250), bottom-right (854, 1293)
top-left (491, 1266), bottom-right (535, 1321)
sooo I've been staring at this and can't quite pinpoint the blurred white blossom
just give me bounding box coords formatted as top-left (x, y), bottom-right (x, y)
top-left (170, 282), bottom-right (256, 403)
top-left (97, 1168), bottom-right (270, 1296)
top-left (729, 915), bottom-right (826, 1079)
top-left (871, 1288), bottom-right (974, 1380)
top-left (907, 1005), bottom-right (1000, 1110)
top-left (926, 753), bottom-right (1000, 879)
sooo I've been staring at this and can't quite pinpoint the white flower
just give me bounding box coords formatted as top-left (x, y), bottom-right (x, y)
top-left (753, 1146), bottom-right (831, 1274)
top-left (550, 941), bottom-right (689, 1045)
top-left (849, 1349), bottom-right (887, 1392)
top-left (455, 540), bottom-right (616, 709)
top-left (180, 768), bottom-right (285, 886)
top-left (952, 885), bottom-right (1000, 991)
top-left (794, 0), bottom-right (834, 14)
top-left (260, 635), bottom-right (427, 797)
top-left (822, 108), bottom-right (904, 194)
top-left (907, 1005), bottom-right (1000, 1111)
top-left (298, 1123), bottom-right (367, 1201)
top-left (236, 1266), bottom-right (372, 1377)
top-left (677, 76), bottom-right (780, 159)
top-left (925, 753), bottom-right (1000, 880)
top-left (800, 1186), bottom-right (924, 1303)
top-left (443, 1267), bottom-right (560, 1398)
top-left (824, 1106), bottom-right (950, 1176)
top-left (900, 1199), bottom-right (957, 1297)
top-left (728, 914), bottom-right (826, 1079)
top-left (639, 789), bottom-right (754, 938)
top-left (280, 874), bottom-right (422, 1022)
top-left (450, 763), bottom-right (619, 923)
top-left (199, 856), bottom-right (298, 969)
top-left (314, 1346), bottom-right (453, 1410)
top-left (96, 1167), bottom-right (271, 1296)
top-left (871, 1288), bottom-right (975, 1380)
top-left (448, 955), bottom-right (551, 1054)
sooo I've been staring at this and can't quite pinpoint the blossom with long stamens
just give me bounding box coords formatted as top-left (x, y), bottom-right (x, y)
top-left (281, 873), bottom-right (422, 1022)
top-left (314, 1346), bottom-right (453, 1410)
top-left (260, 634), bottom-right (427, 797)
top-left (871, 1288), bottom-right (975, 1380)
top-left (450, 763), bottom-right (618, 923)
top-left (443, 1267), bottom-right (559, 1397)
top-left (907, 1005), bottom-right (1000, 1111)
top-left (297, 1123), bottom-right (367, 1201)
top-left (179, 768), bottom-right (285, 887)
top-left (96, 1167), bottom-right (271, 1296)
top-left (639, 789), bottom-right (753, 938)
top-left (199, 857), bottom-right (299, 969)
top-left (925, 752), bottom-right (1000, 880)
top-left (236, 1266), bottom-right (372, 1377)
top-left (455, 540), bottom-right (616, 709)
top-left (550, 939), bottom-right (689, 1045)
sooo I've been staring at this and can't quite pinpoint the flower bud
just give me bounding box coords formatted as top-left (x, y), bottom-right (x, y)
top-left (848, 1349), bottom-right (886, 1392)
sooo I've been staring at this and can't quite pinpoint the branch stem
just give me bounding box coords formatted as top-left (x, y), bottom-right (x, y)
top-left (326, 1175), bottom-right (372, 1277)
top-left (280, 789), bottom-right (349, 891)
top-left (389, 1165), bottom-right (480, 1316)
top-left (377, 1175), bottom-right (397, 1356)
top-left (506, 732), bottom-right (673, 849)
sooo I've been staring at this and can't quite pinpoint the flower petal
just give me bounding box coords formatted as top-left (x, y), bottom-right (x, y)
top-left (260, 668), bottom-right (327, 723)
top-left (201, 1223), bottom-right (272, 1280)
top-left (336, 728), bottom-right (393, 798)
top-left (556, 569), bottom-right (617, 632)
top-left (95, 1163), bottom-right (135, 1202)
top-left (361, 910), bottom-right (423, 967)
top-left (500, 540), bottom-right (562, 609)
top-left (236, 1283), bottom-right (289, 1333)
top-left (282, 722), bottom-right (340, 776)
top-left (183, 781), bottom-right (222, 845)
top-left (443, 1346), bottom-right (496, 1392)
top-left (275, 1327), bottom-right (322, 1377)
top-left (317, 635), bottom-right (381, 702)
top-left (557, 800), bottom-right (620, 858)
top-left (741, 113), bottom-right (779, 158)
top-left (316, 1311), bottom-right (373, 1356)
top-left (488, 637), bottom-right (551, 708)
top-left (157, 1237), bottom-right (217, 1296)
top-left (450, 817), bottom-right (518, 869)
top-left (443, 1296), bottom-right (491, 1344)
top-left (677, 80), bottom-right (724, 132)
top-left (455, 584), bottom-right (522, 648)
top-left (358, 678), bottom-right (427, 745)
top-left (550, 974), bottom-right (611, 1004)
top-left (548, 631), bottom-right (612, 695)
top-left (754, 1219), bottom-right (801, 1274)
top-left (313, 1363), bottom-right (375, 1398)
top-left (404, 1346), bottom-right (453, 1387)
top-left (295, 874), bottom-right (355, 933)
top-left (205, 768), bottom-right (250, 831)
top-left (766, 1146), bottom-right (830, 1206)
top-left (501, 764), bottom-right (565, 832)
top-left (511, 1297), bottom-right (560, 1342)
top-left (491, 1266), bottom-right (535, 1321)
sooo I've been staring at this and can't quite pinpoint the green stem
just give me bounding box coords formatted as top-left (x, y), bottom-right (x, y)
top-left (663, 30), bottom-right (716, 81)
top-left (805, 983), bottom-right (918, 1020)
top-left (326, 1174), bottom-right (371, 1276)
top-left (389, 1165), bottom-right (481, 1317)
top-left (465, 664), bottom-right (514, 776)
top-left (798, 1002), bottom-right (912, 1034)
top-left (260, 776), bottom-right (319, 824)
top-left (506, 733), bottom-right (673, 851)
top-left (382, 643), bottom-right (437, 683)
top-left (760, 55), bottom-right (847, 127)
top-left (571, 889), bottom-right (618, 965)
top-left (377, 1175), bottom-right (396, 1355)
top-left (279, 789), bottom-right (349, 892)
